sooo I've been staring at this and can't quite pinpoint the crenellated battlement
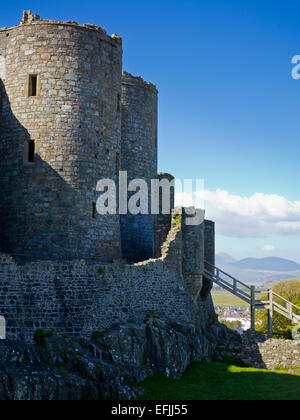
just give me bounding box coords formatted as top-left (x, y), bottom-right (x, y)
top-left (122, 71), bottom-right (158, 93)
top-left (0, 11), bottom-right (122, 46)
top-left (20, 10), bottom-right (41, 24)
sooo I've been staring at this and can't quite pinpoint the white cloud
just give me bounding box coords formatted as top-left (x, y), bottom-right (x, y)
top-left (262, 245), bottom-right (276, 252)
top-left (175, 189), bottom-right (300, 238)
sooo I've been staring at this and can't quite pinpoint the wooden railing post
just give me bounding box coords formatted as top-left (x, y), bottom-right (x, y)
top-left (288, 302), bottom-right (293, 320)
top-left (233, 279), bottom-right (237, 294)
top-left (205, 260), bottom-right (300, 336)
top-left (250, 286), bottom-right (256, 330)
top-left (268, 290), bottom-right (273, 339)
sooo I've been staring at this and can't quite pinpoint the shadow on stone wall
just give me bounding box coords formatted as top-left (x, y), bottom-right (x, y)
top-left (201, 276), bottom-right (213, 300)
top-left (238, 329), bottom-right (268, 369)
top-left (120, 214), bottom-right (155, 263)
top-left (0, 79), bottom-right (101, 263)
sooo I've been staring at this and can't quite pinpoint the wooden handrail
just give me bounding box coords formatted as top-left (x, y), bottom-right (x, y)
top-left (264, 289), bottom-right (300, 338)
top-left (204, 262), bottom-right (300, 337)
top-left (271, 290), bottom-right (300, 312)
top-left (204, 261), bottom-right (251, 290)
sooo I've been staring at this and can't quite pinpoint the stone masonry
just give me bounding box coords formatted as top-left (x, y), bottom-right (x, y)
top-left (241, 330), bottom-right (300, 371)
top-left (0, 12), bottom-right (217, 343)
top-left (0, 211), bottom-right (215, 342)
top-left (120, 72), bottom-right (158, 262)
top-left (154, 173), bottom-right (175, 258)
top-left (0, 13), bottom-right (122, 262)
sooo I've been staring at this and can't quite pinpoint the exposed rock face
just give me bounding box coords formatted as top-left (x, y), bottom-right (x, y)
top-left (100, 318), bottom-right (218, 381)
top-left (0, 317), bottom-right (236, 400)
top-left (0, 338), bottom-right (135, 400)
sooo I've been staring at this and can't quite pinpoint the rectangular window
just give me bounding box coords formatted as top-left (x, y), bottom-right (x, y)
top-left (117, 94), bottom-right (121, 113)
top-left (92, 202), bottom-right (97, 219)
top-left (28, 140), bottom-right (35, 163)
top-left (28, 75), bottom-right (38, 97)
top-left (116, 152), bottom-right (120, 175)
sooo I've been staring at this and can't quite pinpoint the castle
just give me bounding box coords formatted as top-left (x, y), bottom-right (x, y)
top-left (0, 12), bottom-right (216, 342)
top-left (0, 11), bottom-right (160, 263)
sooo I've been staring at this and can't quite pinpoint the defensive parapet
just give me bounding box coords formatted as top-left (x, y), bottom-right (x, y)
top-left (154, 173), bottom-right (175, 258)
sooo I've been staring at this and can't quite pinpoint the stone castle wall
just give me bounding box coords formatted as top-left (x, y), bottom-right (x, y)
top-left (154, 173), bottom-right (175, 258)
top-left (182, 208), bottom-right (205, 301)
top-left (0, 211), bottom-right (215, 343)
top-left (202, 220), bottom-right (215, 299)
top-left (257, 339), bottom-right (300, 370)
top-left (0, 13), bottom-right (217, 346)
top-left (241, 330), bottom-right (300, 371)
top-left (0, 13), bottom-right (176, 266)
top-left (0, 18), bottom-right (123, 262)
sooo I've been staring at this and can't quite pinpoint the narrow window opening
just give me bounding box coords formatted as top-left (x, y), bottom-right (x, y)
top-left (28, 75), bottom-right (38, 97)
top-left (92, 202), bottom-right (97, 219)
top-left (28, 140), bottom-right (35, 163)
top-left (116, 152), bottom-right (120, 175)
top-left (117, 93), bottom-right (121, 113)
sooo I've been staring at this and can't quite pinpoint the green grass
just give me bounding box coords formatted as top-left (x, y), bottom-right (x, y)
top-left (212, 290), bottom-right (249, 307)
top-left (211, 289), bottom-right (265, 307)
top-left (139, 360), bottom-right (300, 400)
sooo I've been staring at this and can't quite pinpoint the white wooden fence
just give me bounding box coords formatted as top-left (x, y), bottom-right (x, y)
top-left (204, 261), bottom-right (300, 338)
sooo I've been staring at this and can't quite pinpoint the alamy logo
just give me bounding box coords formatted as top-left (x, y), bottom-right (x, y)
top-left (96, 172), bottom-right (205, 225)
top-left (291, 55), bottom-right (300, 79)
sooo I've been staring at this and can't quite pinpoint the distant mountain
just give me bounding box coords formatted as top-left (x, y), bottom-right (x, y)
top-left (215, 253), bottom-right (300, 286)
top-left (215, 253), bottom-right (237, 265)
top-left (231, 257), bottom-right (300, 272)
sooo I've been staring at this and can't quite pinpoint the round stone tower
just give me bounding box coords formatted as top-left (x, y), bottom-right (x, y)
top-left (120, 71), bottom-right (158, 262)
top-left (0, 12), bottom-right (123, 262)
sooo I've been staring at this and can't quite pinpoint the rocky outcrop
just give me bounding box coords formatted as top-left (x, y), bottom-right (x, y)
top-left (0, 337), bottom-right (136, 400)
top-left (99, 318), bottom-right (221, 381)
top-left (0, 317), bottom-right (236, 400)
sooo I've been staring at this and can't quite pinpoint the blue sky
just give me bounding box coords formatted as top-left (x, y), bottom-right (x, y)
top-left (2, 1), bottom-right (300, 261)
